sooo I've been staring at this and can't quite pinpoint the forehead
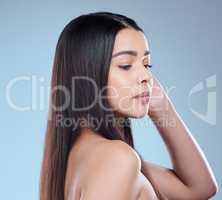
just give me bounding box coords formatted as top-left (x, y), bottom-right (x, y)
top-left (112, 28), bottom-right (150, 57)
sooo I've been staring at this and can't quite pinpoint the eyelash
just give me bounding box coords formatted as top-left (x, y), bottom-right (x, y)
top-left (119, 64), bottom-right (152, 70)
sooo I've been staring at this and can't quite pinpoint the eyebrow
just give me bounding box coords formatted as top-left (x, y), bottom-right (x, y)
top-left (112, 50), bottom-right (150, 58)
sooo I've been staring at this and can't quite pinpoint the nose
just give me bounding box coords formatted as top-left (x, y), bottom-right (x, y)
top-left (136, 67), bottom-right (152, 86)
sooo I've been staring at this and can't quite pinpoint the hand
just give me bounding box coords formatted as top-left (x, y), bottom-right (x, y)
top-left (148, 75), bottom-right (172, 119)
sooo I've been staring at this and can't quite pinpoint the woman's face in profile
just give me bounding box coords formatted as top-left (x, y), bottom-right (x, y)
top-left (107, 28), bottom-right (154, 118)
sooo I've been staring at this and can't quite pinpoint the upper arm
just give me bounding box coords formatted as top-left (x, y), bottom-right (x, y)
top-left (142, 160), bottom-right (215, 200)
top-left (81, 141), bottom-right (148, 200)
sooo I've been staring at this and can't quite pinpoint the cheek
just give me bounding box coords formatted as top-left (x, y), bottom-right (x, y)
top-left (107, 71), bottom-right (133, 109)
top-left (107, 72), bottom-right (132, 97)
top-left (107, 90), bottom-right (133, 113)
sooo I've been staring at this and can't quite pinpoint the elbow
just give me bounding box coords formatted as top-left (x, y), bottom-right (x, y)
top-left (193, 181), bottom-right (219, 199)
top-left (199, 171), bottom-right (219, 199)
top-left (188, 178), bottom-right (219, 199)
top-left (205, 176), bottom-right (219, 198)
top-left (205, 181), bottom-right (219, 198)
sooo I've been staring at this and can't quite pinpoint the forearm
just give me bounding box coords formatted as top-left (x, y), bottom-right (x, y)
top-left (149, 99), bottom-right (218, 195)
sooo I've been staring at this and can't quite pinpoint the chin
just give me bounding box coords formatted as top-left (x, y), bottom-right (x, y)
top-left (115, 103), bottom-right (150, 119)
top-left (133, 111), bottom-right (148, 118)
top-left (132, 103), bottom-right (150, 118)
top-left (126, 107), bottom-right (149, 119)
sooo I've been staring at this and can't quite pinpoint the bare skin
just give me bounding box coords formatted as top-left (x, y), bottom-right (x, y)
top-left (64, 129), bottom-right (158, 200)
top-left (64, 28), bottom-right (218, 199)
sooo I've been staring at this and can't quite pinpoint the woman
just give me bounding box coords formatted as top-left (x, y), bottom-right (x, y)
top-left (40, 12), bottom-right (218, 200)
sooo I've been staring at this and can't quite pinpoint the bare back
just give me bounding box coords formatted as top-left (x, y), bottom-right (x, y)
top-left (64, 129), bottom-right (158, 200)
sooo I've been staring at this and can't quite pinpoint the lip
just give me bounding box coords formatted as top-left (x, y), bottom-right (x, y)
top-left (133, 91), bottom-right (150, 98)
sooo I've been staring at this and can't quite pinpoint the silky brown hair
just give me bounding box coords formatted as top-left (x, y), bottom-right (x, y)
top-left (40, 11), bottom-right (165, 200)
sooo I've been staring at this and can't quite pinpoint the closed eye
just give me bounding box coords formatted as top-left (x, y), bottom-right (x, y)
top-left (118, 64), bottom-right (152, 70)
top-left (118, 65), bottom-right (132, 70)
top-left (144, 64), bottom-right (152, 69)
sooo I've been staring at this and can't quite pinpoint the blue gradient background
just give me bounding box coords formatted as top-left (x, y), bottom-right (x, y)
top-left (0, 0), bottom-right (221, 199)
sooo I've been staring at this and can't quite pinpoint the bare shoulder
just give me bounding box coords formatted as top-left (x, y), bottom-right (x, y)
top-left (106, 140), bottom-right (142, 168)
top-left (80, 140), bottom-right (142, 199)
top-left (83, 139), bottom-right (141, 177)
top-left (67, 133), bottom-right (158, 199)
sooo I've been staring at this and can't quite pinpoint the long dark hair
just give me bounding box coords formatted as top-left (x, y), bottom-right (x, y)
top-left (40, 11), bottom-right (165, 200)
